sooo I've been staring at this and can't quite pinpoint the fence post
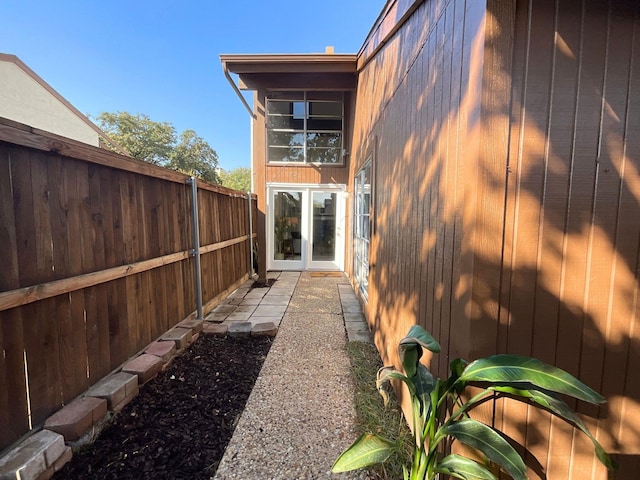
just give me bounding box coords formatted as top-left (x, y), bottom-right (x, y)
top-left (188, 176), bottom-right (203, 319)
top-left (247, 192), bottom-right (254, 278)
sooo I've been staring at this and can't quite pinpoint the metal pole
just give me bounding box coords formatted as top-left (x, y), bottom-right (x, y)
top-left (189, 176), bottom-right (203, 319)
top-left (247, 192), bottom-right (254, 277)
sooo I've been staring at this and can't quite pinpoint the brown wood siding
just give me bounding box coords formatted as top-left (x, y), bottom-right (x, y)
top-left (499, 1), bottom-right (640, 478)
top-left (264, 164), bottom-right (349, 185)
top-left (351, 0), bottom-right (475, 377)
top-left (0, 121), bottom-right (255, 450)
top-left (351, 0), bottom-right (640, 478)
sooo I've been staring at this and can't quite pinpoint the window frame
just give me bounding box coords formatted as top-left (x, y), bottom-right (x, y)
top-left (353, 159), bottom-right (372, 301)
top-left (266, 91), bottom-right (345, 166)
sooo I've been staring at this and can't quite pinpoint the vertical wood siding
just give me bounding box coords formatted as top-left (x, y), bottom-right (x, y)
top-left (0, 123), bottom-right (255, 450)
top-left (351, 0), bottom-right (640, 477)
top-left (500, 1), bottom-right (640, 478)
top-left (351, 0), bottom-right (476, 378)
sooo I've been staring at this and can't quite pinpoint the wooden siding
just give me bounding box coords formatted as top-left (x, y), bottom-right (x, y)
top-left (351, 0), bottom-right (640, 478)
top-left (351, 0), bottom-right (474, 377)
top-left (0, 120), bottom-right (256, 450)
top-left (500, 1), bottom-right (640, 478)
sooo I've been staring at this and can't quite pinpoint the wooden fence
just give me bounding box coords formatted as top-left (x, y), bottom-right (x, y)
top-left (0, 118), bottom-right (257, 451)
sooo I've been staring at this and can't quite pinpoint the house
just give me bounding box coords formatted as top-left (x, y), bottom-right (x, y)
top-left (221, 50), bottom-right (356, 273)
top-left (0, 53), bottom-right (126, 154)
top-left (222, 0), bottom-right (640, 478)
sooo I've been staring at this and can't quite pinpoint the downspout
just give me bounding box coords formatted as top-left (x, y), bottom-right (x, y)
top-left (247, 192), bottom-right (254, 277)
top-left (222, 61), bottom-right (256, 120)
top-left (222, 60), bottom-right (260, 280)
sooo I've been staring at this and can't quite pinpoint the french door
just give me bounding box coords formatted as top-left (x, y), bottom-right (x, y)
top-left (267, 185), bottom-right (345, 271)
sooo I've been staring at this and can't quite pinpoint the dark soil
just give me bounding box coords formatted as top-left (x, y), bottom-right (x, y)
top-left (251, 278), bottom-right (276, 288)
top-left (55, 335), bottom-right (272, 479)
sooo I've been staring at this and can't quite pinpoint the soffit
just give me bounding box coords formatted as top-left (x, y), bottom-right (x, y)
top-left (220, 54), bottom-right (357, 90)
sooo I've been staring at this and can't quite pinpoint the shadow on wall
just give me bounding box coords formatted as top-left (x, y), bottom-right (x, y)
top-left (352, 0), bottom-right (640, 478)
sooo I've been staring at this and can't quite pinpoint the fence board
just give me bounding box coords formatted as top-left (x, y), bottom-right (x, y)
top-left (22, 300), bottom-right (58, 426)
top-left (0, 121), bottom-right (256, 451)
top-left (0, 147), bottom-right (20, 291)
top-left (0, 308), bottom-right (29, 448)
top-left (13, 148), bottom-right (38, 288)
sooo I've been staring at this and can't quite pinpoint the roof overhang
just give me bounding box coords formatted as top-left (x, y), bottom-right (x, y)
top-left (220, 53), bottom-right (357, 90)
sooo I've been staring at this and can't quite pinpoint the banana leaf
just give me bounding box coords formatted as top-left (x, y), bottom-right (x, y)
top-left (434, 454), bottom-right (497, 480)
top-left (440, 418), bottom-right (527, 480)
top-left (332, 433), bottom-right (395, 473)
top-left (459, 355), bottom-right (605, 404)
top-left (489, 385), bottom-right (615, 470)
top-left (400, 325), bottom-right (441, 353)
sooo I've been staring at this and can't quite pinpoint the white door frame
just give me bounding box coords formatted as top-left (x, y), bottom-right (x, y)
top-left (266, 183), bottom-right (346, 271)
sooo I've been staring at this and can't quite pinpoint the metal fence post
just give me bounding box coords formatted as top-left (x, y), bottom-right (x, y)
top-left (189, 176), bottom-right (203, 319)
top-left (247, 192), bottom-right (254, 277)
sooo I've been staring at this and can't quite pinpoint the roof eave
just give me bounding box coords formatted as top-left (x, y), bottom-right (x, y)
top-left (220, 53), bottom-right (357, 75)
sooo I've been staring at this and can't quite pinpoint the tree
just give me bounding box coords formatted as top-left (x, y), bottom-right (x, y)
top-left (97, 112), bottom-right (175, 165)
top-left (96, 111), bottom-right (220, 183)
top-left (169, 130), bottom-right (220, 184)
top-left (219, 167), bottom-right (251, 192)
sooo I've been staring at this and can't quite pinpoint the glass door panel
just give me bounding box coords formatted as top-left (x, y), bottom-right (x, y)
top-left (311, 192), bottom-right (336, 262)
top-left (273, 191), bottom-right (302, 266)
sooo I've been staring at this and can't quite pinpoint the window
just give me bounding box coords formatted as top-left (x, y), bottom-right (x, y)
top-left (266, 91), bottom-right (344, 165)
top-left (354, 161), bottom-right (372, 300)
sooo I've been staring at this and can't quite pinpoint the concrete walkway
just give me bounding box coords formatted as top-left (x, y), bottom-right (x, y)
top-left (213, 271), bottom-right (371, 479)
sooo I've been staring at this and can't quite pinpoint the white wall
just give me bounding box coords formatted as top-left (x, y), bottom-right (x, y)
top-left (0, 61), bottom-right (99, 146)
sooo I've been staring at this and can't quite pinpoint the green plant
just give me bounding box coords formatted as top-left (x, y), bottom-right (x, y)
top-left (274, 217), bottom-right (290, 253)
top-left (347, 342), bottom-right (413, 479)
top-left (333, 325), bottom-right (615, 480)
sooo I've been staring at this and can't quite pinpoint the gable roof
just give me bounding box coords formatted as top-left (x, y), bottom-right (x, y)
top-left (0, 53), bottom-right (129, 156)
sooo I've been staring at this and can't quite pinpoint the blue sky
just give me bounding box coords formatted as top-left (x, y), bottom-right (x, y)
top-left (1, 1), bottom-right (383, 170)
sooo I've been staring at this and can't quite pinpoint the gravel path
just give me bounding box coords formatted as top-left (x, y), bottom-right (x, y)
top-left (214, 273), bottom-right (366, 480)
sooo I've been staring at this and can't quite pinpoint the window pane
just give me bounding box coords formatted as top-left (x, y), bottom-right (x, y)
top-left (268, 101), bottom-right (293, 115)
top-left (269, 91), bottom-right (304, 101)
top-left (293, 101), bottom-right (305, 119)
top-left (309, 101), bottom-right (342, 117)
top-left (267, 115), bottom-right (304, 130)
top-left (312, 192), bottom-right (336, 262)
top-left (307, 132), bottom-right (341, 148)
top-left (268, 131), bottom-right (304, 147)
top-left (306, 91), bottom-right (343, 101)
top-left (307, 148), bottom-right (341, 164)
top-left (268, 146), bottom-right (304, 163)
top-left (273, 191), bottom-right (302, 261)
top-left (307, 118), bottom-right (342, 131)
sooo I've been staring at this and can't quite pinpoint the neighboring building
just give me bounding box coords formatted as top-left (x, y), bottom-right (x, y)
top-left (223, 1), bottom-right (639, 478)
top-left (0, 53), bottom-right (126, 154)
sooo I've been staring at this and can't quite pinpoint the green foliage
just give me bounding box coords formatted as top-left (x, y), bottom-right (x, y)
top-left (347, 342), bottom-right (413, 479)
top-left (333, 325), bottom-right (615, 480)
top-left (96, 111), bottom-right (220, 183)
top-left (168, 129), bottom-right (220, 184)
top-left (274, 216), bottom-right (290, 248)
top-left (220, 167), bottom-right (251, 192)
top-left (96, 112), bottom-right (175, 165)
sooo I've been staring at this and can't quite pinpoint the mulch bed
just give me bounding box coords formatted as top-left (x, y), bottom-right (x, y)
top-left (55, 335), bottom-right (273, 479)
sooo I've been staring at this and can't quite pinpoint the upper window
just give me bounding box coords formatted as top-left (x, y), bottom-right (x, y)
top-left (266, 91), bottom-right (344, 165)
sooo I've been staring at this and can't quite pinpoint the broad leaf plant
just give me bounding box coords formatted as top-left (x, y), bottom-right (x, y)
top-left (333, 325), bottom-right (615, 480)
